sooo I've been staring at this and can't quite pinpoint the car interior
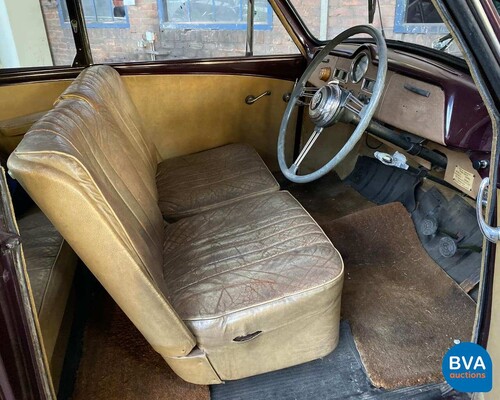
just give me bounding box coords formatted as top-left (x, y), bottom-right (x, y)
top-left (0, 0), bottom-right (495, 399)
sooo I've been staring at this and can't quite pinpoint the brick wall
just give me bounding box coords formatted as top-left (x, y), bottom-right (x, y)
top-left (40, 0), bottom-right (300, 64)
top-left (41, 0), bottom-right (160, 64)
top-left (39, 0), bottom-right (452, 65)
top-left (40, 0), bottom-right (74, 65)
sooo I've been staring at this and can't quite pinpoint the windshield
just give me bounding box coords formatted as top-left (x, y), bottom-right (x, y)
top-left (289, 0), bottom-right (463, 58)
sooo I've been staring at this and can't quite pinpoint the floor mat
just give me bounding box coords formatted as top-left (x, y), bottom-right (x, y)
top-left (345, 156), bottom-right (422, 211)
top-left (412, 187), bottom-right (482, 299)
top-left (71, 291), bottom-right (209, 400)
top-left (275, 171), bottom-right (376, 225)
top-left (211, 321), bottom-right (450, 400)
top-left (322, 203), bottom-right (476, 390)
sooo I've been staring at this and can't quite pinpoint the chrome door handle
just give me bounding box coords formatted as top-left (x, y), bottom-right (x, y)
top-left (245, 91), bottom-right (271, 105)
top-left (476, 177), bottom-right (500, 243)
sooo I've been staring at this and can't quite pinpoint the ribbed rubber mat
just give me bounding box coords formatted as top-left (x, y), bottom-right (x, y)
top-left (210, 321), bottom-right (449, 400)
top-left (412, 187), bottom-right (482, 299)
top-left (345, 156), bottom-right (422, 211)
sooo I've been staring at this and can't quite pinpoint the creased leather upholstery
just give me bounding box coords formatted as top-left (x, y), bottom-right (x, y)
top-left (56, 65), bottom-right (158, 176)
top-left (18, 207), bottom-right (65, 313)
top-left (164, 191), bottom-right (342, 319)
top-left (164, 191), bottom-right (344, 380)
top-left (17, 206), bottom-right (78, 372)
top-left (157, 143), bottom-right (280, 220)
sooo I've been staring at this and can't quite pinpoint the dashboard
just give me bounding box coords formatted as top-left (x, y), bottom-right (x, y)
top-left (307, 44), bottom-right (492, 198)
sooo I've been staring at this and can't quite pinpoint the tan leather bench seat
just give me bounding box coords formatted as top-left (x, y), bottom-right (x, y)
top-left (8, 65), bottom-right (344, 384)
top-left (56, 65), bottom-right (279, 221)
top-left (17, 206), bottom-right (77, 381)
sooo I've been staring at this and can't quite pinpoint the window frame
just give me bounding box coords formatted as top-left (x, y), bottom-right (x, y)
top-left (58, 0), bottom-right (130, 29)
top-left (158, 0), bottom-right (273, 31)
top-left (393, 0), bottom-right (448, 34)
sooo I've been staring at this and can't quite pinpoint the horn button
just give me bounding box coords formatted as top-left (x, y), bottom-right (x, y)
top-left (309, 84), bottom-right (344, 128)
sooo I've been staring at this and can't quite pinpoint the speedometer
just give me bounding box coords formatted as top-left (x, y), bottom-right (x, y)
top-left (351, 53), bottom-right (370, 83)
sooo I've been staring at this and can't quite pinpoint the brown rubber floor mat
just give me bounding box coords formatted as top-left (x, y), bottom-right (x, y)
top-left (71, 293), bottom-right (210, 400)
top-left (322, 202), bottom-right (476, 390)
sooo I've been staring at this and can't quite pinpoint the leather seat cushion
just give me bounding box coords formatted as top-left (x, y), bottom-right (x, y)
top-left (17, 206), bottom-right (77, 364)
top-left (156, 143), bottom-right (280, 220)
top-left (18, 206), bottom-right (65, 312)
top-left (163, 191), bottom-right (343, 373)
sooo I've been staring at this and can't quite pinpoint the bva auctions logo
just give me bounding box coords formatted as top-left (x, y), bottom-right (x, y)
top-left (442, 342), bottom-right (492, 393)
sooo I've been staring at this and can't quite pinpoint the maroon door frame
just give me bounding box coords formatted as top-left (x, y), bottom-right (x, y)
top-left (0, 175), bottom-right (50, 400)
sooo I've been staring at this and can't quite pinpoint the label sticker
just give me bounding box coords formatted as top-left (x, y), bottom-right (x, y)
top-left (453, 165), bottom-right (475, 192)
top-left (442, 342), bottom-right (492, 393)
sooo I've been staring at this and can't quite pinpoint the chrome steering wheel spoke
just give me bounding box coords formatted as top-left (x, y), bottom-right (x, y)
top-left (301, 87), bottom-right (319, 98)
top-left (343, 91), bottom-right (365, 117)
top-left (290, 126), bottom-right (323, 174)
top-left (295, 86), bottom-right (319, 107)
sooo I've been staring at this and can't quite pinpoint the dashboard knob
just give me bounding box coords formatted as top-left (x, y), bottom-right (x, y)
top-left (319, 67), bottom-right (332, 82)
top-left (472, 160), bottom-right (489, 170)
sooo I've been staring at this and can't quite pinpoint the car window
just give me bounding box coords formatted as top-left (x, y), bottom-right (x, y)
top-left (1, 0), bottom-right (299, 69)
top-left (0, 0), bottom-right (76, 68)
top-left (71, 0), bottom-right (298, 63)
top-left (289, 0), bottom-right (463, 58)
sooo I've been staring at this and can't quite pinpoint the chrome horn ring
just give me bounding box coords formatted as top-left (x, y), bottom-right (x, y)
top-left (308, 84), bottom-right (344, 128)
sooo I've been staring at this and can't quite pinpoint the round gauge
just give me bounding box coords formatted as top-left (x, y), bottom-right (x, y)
top-left (351, 53), bottom-right (370, 83)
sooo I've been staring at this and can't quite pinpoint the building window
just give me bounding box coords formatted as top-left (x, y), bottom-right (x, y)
top-left (159, 0), bottom-right (272, 30)
top-left (394, 0), bottom-right (448, 34)
top-left (59, 0), bottom-right (130, 28)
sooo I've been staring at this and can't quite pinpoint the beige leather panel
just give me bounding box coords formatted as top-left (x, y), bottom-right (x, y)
top-left (376, 74), bottom-right (445, 145)
top-left (157, 143), bottom-right (280, 220)
top-left (429, 143), bottom-right (481, 199)
top-left (38, 242), bottom-right (77, 364)
top-left (0, 80), bottom-right (71, 154)
top-left (123, 74), bottom-right (295, 170)
top-left (164, 348), bottom-right (222, 385)
top-left (8, 99), bottom-right (196, 358)
top-left (198, 277), bottom-right (342, 381)
top-left (0, 111), bottom-right (49, 137)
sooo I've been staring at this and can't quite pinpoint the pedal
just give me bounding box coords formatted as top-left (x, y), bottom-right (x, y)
top-left (420, 218), bottom-right (438, 236)
top-left (439, 236), bottom-right (458, 258)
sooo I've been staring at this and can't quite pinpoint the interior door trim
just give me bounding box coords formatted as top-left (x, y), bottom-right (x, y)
top-left (0, 55), bottom-right (306, 86)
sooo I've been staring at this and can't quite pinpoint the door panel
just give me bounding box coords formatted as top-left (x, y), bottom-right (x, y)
top-left (124, 74), bottom-right (296, 170)
top-left (0, 80), bottom-right (71, 154)
top-left (0, 167), bottom-right (54, 399)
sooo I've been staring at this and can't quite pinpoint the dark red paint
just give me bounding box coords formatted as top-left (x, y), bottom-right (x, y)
top-left (0, 55), bottom-right (306, 85)
top-left (0, 235), bottom-right (46, 399)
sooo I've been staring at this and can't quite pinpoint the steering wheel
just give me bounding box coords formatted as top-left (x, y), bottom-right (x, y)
top-left (277, 25), bottom-right (388, 183)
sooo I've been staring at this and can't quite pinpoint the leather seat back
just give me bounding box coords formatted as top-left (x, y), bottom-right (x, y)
top-left (56, 65), bottom-right (158, 176)
top-left (8, 98), bottom-right (196, 358)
